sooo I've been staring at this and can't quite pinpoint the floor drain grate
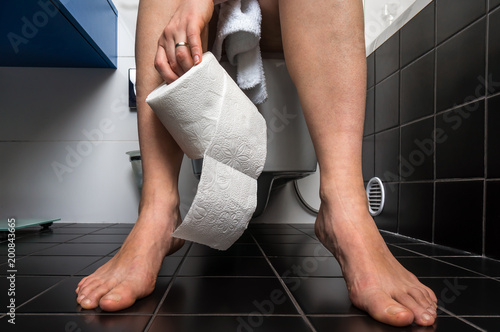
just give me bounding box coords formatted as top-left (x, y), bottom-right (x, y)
top-left (366, 177), bottom-right (385, 217)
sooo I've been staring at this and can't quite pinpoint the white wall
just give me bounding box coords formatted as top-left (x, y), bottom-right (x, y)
top-left (0, 0), bottom-right (320, 224)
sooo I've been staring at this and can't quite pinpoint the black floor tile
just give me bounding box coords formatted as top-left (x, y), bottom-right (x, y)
top-left (466, 317), bottom-right (500, 332)
top-left (159, 277), bottom-right (298, 314)
top-left (15, 256), bottom-right (101, 275)
top-left (75, 255), bottom-right (182, 277)
top-left (260, 243), bottom-right (331, 257)
top-left (300, 230), bottom-right (318, 239)
top-left (253, 234), bottom-right (317, 244)
top-left (188, 243), bottom-right (263, 257)
top-left (310, 315), bottom-right (480, 332)
top-left (269, 256), bottom-right (342, 277)
top-left (158, 257), bottom-right (184, 276)
top-left (91, 227), bottom-right (133, 235)
top-left (179, 257), bottom-right (274, 276)
top-left (283, 277), bottom-right (363, 315)
top-left (75, 256), bottom-right (112, 275)
top-left (234, 233), bottom-right (255, 244)
top-left (109, 224), bottom-right (135, 228)
top-left (423, 277), bottom-right (500, 315)
top-left (170, 242), bottom-right (191, 257)
top-left (438, 257), bottom-right (500, 277)
top-left (60, 223), bottom-right (109, 228)
top-left (0, 242), bottom-right (58, 256)
top-left (41, 227), bottom-right (104, 234)
top-left (250, 228), bottom-right (305, 235)
top-left (397, 258), bottom-right (479, 277)
top-left (69, 234), bottom-right (128, 243)
top-left (33, 243), bottom-right (120, 256)
top-left (149, 315), bottom-right (311, 332)
top-left (3, 221), bottom-right (498, 331)
top-left (249, 224), bottom-right (294, 229)
top-left (0, 314), bottom-right (151, 332)
top-left (16, 233), bottom-right (83, 243)
top-left (291, 224), bottom-right (315, 230)
top-left (395, 243), bottom-right (473, 257)
top-left (17, 276), bottom-right (171, 314)
top-left (0, 276), bottom-right (62, 307)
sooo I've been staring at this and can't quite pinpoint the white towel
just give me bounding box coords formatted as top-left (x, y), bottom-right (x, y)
top-left (212, 0), bottom-right (267, 104)
top-left (146, 52), bottom-right (267, 250)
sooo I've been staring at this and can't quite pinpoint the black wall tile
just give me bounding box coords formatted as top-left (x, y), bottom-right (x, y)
top-left (375, 32), bottom-right (400, 83)
top-left (435, 181), bottom-right (483, 253)
top-left (400, 51), bottom-right (435, 124)
top-left (436, 19), bottom-right (486, 112)
top-left (400, 117), bottom-right (435, 181)
top-left (488, 95), bottom-right (500, 178)
top-left (436, 0), bottom-right (486, 44)
top-left (364, 88), bottom-right (375, 136)
top-left (374, 182), bottom-right (399, 232)
top-left (399, 183), bottom-right (434, 242)
top-left (375, 72), bottom-right (400, 132)
top-left (367, 53), bottom-right (375, 89)
top-left (362, 135), bottom-right (375, 182)
top-left (375, 127), bottom-right (400, 182)
top-left (436, 101), bottom-right (485, 179)
top-left (489, 9), bottom-right (500, 94)
top-left (486, 181), bottom-right (500, 259)
top-left (490, 0), bottom-right (500, 11)
top-left (401, 3), bottom-right (435, 67)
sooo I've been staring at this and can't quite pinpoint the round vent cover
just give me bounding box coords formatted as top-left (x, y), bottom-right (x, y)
top-left (366, 177), bottom-right (385, 217)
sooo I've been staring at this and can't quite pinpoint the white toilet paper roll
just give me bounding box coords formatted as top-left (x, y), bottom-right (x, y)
top-left (146, 52), bottom-right (267, 250)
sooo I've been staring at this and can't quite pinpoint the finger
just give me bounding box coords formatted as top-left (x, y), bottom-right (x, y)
top-left (186, 23), bottom-right (204, 65)
top-left (174, 41), bottom-right (194, 73)
top-left (154, 45), bottom-right (179, 84)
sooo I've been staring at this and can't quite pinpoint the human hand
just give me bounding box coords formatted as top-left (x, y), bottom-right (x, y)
top-left (154, 0), bottom-right (214, 84)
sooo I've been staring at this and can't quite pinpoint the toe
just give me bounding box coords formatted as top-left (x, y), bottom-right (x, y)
top-left (79, 282), bottom-right (116, 310)
top-left (352, 290), bottom-right (414, 327)
top-left (99, 283), bottom-right (138, 312)
top-left (394, 292), bottom-right (436, 326)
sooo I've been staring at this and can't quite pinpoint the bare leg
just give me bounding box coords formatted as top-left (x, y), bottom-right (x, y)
top-left (277, 0), bottom-right (438, 327)
top-left (74, 0), bottom-right (202, 311)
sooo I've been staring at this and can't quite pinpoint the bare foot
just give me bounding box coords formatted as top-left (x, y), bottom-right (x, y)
top-left (75, 208), bottom-right (184, 311)
top-left (315, 183), bottom-right (437, 327)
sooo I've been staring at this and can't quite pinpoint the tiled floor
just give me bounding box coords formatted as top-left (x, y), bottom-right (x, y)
top-left (1, 223), bottom-right (499, 331)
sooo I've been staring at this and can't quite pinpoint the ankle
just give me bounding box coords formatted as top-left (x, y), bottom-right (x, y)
top-left (139, 183), bottom-right (180, 214)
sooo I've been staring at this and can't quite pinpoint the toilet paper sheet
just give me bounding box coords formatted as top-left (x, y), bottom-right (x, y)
top-left (146, 52), bottom-right (267, 250)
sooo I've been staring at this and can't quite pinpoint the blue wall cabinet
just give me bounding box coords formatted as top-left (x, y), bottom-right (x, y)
top-left (0, 0), bottom-right (118, 68)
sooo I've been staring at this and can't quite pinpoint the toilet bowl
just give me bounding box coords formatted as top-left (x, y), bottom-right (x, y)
top-left (191, 56), bottom-right (317, 216)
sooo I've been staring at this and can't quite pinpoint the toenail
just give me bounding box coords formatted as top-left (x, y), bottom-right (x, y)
top-left (82, 299), bottom-right (92, 306)
top-left (102, 293), bottom-right (121, 302)
top-left (422, 313), bottom-right (432, 321)
top-left (427, 307), bottom-right (436, 315)
top-left (386, 305), bottom-right (407, 315)
top-left (77, 295), bottom-right (85, 302)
